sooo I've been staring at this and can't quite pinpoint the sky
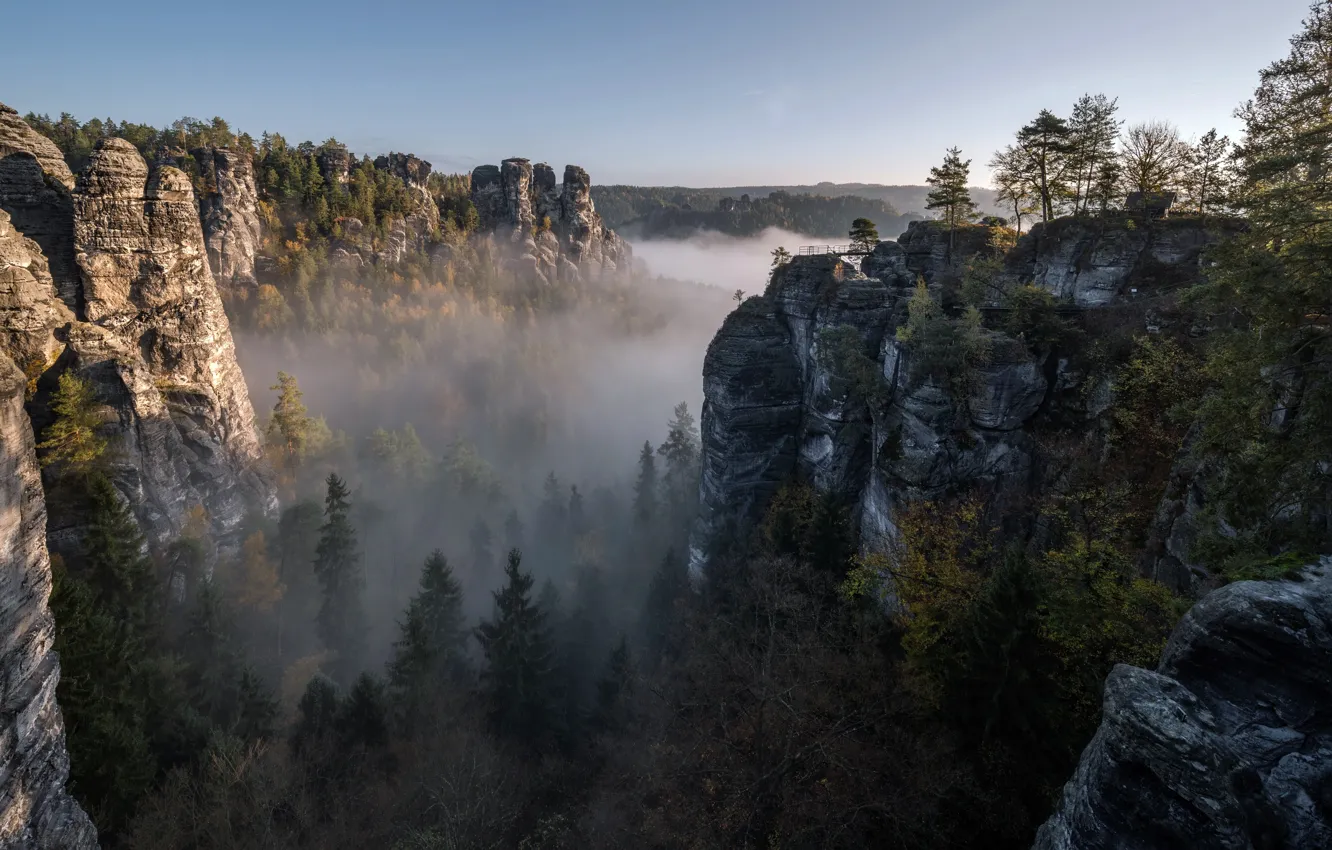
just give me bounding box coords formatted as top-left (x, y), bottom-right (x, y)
top-left (0, 0), bottom-right (1312, 187)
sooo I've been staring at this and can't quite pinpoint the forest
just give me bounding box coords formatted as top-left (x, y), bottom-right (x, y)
top-left (594, 185), bottom-right (921, 240)
top-left (15, 4), bottom-right (1332, 848)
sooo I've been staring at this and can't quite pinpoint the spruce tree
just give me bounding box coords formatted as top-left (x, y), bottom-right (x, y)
top-left (51, 475), bottom-right (162, 833)
top-left (388, 550), bottom-right (467, 720)
top-left (594, 636), bottom-right (632, 732)
top-left (475, 550), bottom-right (556, 749)
top-left (313, 474), bottom-right (366, 684)
top-left (925, 146), bottom-right (978, 258)
top-left (632, 441), bottom-right (658, 526)
top-left (658, 402), bottom-right (700, 532)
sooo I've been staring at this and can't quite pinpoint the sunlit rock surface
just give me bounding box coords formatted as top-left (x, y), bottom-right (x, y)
top-left (193, 146), bottom-right (262, 287)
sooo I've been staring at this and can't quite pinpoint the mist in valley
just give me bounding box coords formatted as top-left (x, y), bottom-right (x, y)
top-left (226, 231), bottom-right (819, 684)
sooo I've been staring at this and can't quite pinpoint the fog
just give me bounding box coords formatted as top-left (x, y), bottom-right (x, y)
top-left (226, 228), bottom-right (836, 680)
top-left (628, 227), bottom-right (820, 292)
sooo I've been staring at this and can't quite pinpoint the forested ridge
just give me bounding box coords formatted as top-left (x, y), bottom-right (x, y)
top-left (17, 3), bottom-right (1332, 848)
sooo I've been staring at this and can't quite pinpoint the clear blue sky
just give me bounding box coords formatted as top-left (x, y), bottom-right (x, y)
top-left (0, 0), bottom-right (1311, 186)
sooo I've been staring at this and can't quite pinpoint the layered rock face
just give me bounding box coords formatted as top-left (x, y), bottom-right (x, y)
top-left (0, 354), bottom-right (97, 849)
top-left (0, 118), bottom-right (276, 549)
top-left (1034, 559), bottom-right (1332, 850)
top-left (0, 105), bottom-right (78, 310)
top-left (65, 138), bottom-right (275, 544)
top-left (689, 216), bottom-right (1228, 580)
top-left (193, 146), bottom-right (262, 287)
top-left (468, 158), bottom-right (630, 286)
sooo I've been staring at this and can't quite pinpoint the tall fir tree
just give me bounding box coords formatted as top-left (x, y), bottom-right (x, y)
top-left (632, 440), bottom-right (658, 526)
top-left (475, 550), bottom-right (557, 749)
top-left (657, 402), bottom-right (700, 533)
top-left (313, 474), bottom-right (366, 684)
top-left (925, 146), bottom-right (978, 258)
top-left (388, 550), bottom-right (467, 723)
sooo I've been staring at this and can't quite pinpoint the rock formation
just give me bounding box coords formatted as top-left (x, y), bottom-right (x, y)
top-left (0, 104), bottom-right (78, 310)
top-left (468, 158), bottom-right (630, 286)
top-left (0, 114), bottom-right (276, 550)
top-left (1034, 559), bottom-right (1332, 850)
top-left (193, 146), bottom-right (262, 287)
top-left (0, 354), bottom-right (98, 849)
top-left (66, 138), bottom-right (275, 544)
top-left (688, 216), bottom-right (1230, 582)
top-left (372, 152), bottom-right (439, 266)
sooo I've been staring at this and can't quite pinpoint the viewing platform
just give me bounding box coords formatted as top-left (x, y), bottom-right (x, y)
top-left (797, 244), bottom-right (873, 256)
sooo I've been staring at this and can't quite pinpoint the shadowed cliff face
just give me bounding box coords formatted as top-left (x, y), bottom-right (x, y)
top-left (1035, 559), bottom-right (1332, 850)
top-left (0, 344), bottom-right (97, 850)
top-left (687, 217), bottom-right (1234, 583)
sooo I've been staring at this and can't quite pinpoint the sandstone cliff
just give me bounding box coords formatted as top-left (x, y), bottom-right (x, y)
top-left (193, 146), bottom-right (262, 287)
top-left (469, 158), bottom-right (630, 287)
top-left (688, 216), bottom-right (1231, 582)
top-left (0, 352), bottom-right (97, 849)
top-left (0, 111), bottom-right (276, 548)
top-left (1034, 559), bottom-right (1332, 850)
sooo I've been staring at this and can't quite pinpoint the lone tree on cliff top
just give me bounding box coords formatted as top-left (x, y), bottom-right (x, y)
top-left (926, 146), bottom-right (978, 258)
top-left (849, 218), bottom-right (879, 253)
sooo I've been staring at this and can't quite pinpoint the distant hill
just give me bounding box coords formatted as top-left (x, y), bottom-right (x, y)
top-left (592, 184), bottom-right (1002, 241)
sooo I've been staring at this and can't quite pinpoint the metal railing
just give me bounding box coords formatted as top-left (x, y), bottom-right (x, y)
top-left (797, 244), bottom-right (872, 256)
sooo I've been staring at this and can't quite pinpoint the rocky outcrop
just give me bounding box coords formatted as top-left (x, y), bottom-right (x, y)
top-left (67, 138), bottom-right (275, 543)
top-left (193, 146), bottom-right (262, 287)
top-left (1034, 559), bottom-right (1332, 850)
top-left (367, 152), bottom-right (439, 266)
top-left (316, 142), bottom-right (351, 188)
top-left (1009, 214), bottom-right (1241, 307)
top-left (0, 104), bottom-right (78, 311)
top-left (468, 159), bottom-right (631, 287)
top-left (690, 212), bottom-right (1240, 580)
top-left (690, 249), bottom-right (1044, 577)
top-left (0, 354), bottom-right (97, 849)
top-left (0, 210), bottom-right (67, 370)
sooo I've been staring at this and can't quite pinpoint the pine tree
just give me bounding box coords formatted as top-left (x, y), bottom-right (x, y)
top-left (1183, 128), bottom-right (1232, 218)
top-left (475, 550), bottom-right (557, 749)
top-left (1066, 94), bottom-right (1122, 215)
top-left (925, 146), bottom-right (978, 258)
top-left (51, 475), bottom-right (162, 833)
top-left (37, 371), bottom-right (107, 476)
top-left (291, 674), bottom-right (340, 761)
top-left (848, 218), bottom-right (879, 253)
top-left (632, 441), bottom-right (658, 526)
top-left (234, 667), bottom-right (278, 741)
top-left (388, 550), bottom-right (467, 720)
top-left (266, 371), bottom-right (316, 481)
top-left (1016, 109), bottom-right (1073, 222)
top-left (658, 402), bottom-right (700, 531)
top-left (313, 474), bottom-right (366, 684)
top-left (336, 673), bottom-right (389, 751)
top-left (1190, 2), bottom-right (1332, 561)
top-left (180, 581), bottom-right (243, 727)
